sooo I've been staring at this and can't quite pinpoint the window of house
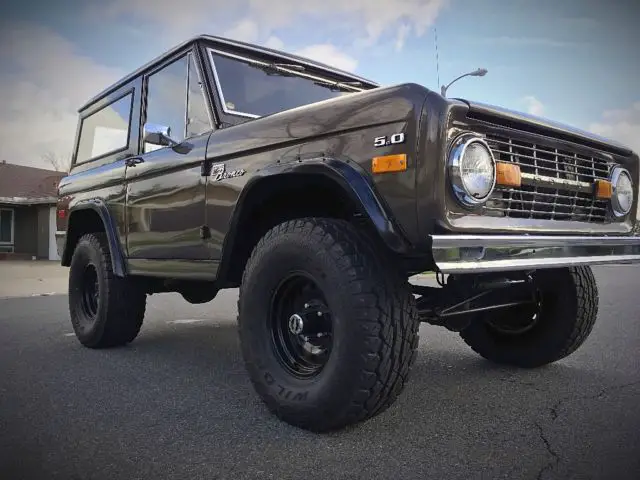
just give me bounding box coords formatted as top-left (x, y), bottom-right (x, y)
top-left (0, 208), bottom-right (14, 244)
top-left (75, 92), bottom-right (134, 164)
top-left (143, 53), bottom-right (211, 153)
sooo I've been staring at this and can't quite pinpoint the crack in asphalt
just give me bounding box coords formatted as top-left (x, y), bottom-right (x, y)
top-left (535, 421), bottom-right (560, 480)
top-left (534, 379), bottom-right (640, 479)
top-left (549, 379), bottom-right (640, 421)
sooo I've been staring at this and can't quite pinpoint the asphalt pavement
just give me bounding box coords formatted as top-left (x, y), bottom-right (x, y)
top-left (1, 266), bottom-right (639, 480)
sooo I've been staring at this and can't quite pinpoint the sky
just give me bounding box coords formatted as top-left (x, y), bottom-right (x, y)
top-left (0, 0), bottom-right (638, 170)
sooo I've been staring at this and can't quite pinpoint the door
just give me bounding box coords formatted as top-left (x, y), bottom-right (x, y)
top-left (125, 51), bottom-right (214, 260)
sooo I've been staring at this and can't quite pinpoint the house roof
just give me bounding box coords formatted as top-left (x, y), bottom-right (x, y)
top-left (0, 161), bottom-right (65, 205)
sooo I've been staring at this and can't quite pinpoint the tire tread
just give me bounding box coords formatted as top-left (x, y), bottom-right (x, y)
top-left (460, 266), bottom-right (598, 367)
top-left (237, 217), bottom-right (420, 431)
top-left (70, 232), bottom-right (146, 348)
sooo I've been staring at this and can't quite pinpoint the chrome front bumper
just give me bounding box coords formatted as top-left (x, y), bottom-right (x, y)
top-left (430, 234), bottom-right (640, 274)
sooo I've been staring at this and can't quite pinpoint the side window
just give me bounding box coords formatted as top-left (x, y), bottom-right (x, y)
top-left (186, 53), bottom-right (211, 138)
top-left (144, 55), bottom-right (189, 152)
top-left (75, 93), bottom-right (133, 164)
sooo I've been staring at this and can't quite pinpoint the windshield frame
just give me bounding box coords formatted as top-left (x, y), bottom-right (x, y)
top-left (206, 47), bottom-right (373, 120)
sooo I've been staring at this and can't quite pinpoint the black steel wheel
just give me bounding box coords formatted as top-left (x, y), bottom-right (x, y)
top-left (270, 273), bottom-right (333, 379)
top-left (237, 217), bottom-right (420, 432)
top-left (80, 264), bottom-right (100, 319)
top-left (484, 290), bottom-right (542, 336)
top-left (68, 232), bottom-right (147, 348)
top-left (460, 266), bottom-right (598, 368)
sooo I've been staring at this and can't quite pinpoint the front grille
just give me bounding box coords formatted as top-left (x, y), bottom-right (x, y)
top-left (483, 133), bottom-right (613, 223)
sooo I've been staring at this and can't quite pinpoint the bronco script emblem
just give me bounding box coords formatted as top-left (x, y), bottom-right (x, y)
top-left (210, 163), bottom-right (246, 181)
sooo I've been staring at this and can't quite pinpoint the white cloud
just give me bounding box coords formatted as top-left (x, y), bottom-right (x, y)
top-left (294, 44), bottom-right (359, 72)
top-left (264, 36), bottom-right (285, 50)
top-left (219, 19), bottom-right (284, 51)
top-left (395, 24), bottom-right (412, 51)
top-left (223, 18), bottom-right (260, 43)
top-left (0, 22), bottom-right (123, 169)
top-left (99, 0), bottom-right (447, 49)
top-left (589, 102), bottom-right (640, 153)
top-left (521, 95), bottom-right (545, 116)
top-left (1, 0), bottom-right (450, 169)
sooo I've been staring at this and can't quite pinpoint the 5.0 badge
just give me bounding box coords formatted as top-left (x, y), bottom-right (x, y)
top-left (374, 132), bottom-right (405, 147)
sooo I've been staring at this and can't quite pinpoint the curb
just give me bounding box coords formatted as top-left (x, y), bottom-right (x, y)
top-left (413, 273), bottom-right (435, 279)
top-left (0, 292), bottom-right (63, 300)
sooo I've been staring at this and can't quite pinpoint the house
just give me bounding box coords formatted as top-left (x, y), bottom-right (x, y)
top-left (0, 161), bottom-right (65, 261)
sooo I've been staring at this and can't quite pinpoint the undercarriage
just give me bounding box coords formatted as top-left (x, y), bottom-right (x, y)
top-left (412, 271), bottom-right (540, 331)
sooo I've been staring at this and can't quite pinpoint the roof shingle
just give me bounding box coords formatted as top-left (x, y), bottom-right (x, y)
top-left (0, 161), bottom-right (65, 203)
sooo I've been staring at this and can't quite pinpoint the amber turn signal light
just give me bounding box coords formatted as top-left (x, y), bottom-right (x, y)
top-left (594, 179), bottom-right (613, 200)
top-left (372, 154), bottom-right (407, 174)
top-left (495, 162), bottom-right (522, 187)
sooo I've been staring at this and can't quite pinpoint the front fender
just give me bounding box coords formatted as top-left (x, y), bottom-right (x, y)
top-left (61, 199), bottom-right (127, 277)
top-left (268, 156), bottom-right (409, 251)
top-left (216, 156), bottom-right (413, 283)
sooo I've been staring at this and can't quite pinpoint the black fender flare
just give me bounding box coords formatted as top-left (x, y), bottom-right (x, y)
top-left (217, 156), bottom-right (412, 282)
top-left (61, 199), bottom-right (127, 277)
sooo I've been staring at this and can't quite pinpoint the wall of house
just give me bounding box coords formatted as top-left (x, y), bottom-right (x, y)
top-left (48, 206), bottom-right (60, 261)
top-left (37, 206), bottom-right (50, 259)
top-left (0, 204), bottom-right (61, 260)
top-left (13, 206), bottom-right (38, 256)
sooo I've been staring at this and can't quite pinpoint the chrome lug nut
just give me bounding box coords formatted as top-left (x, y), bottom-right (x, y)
top-left (288, 313), bottom-right (304, 335)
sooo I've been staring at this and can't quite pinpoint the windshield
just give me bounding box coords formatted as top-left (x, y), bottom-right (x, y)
top-left (207, 49), bottom-right (369, 118)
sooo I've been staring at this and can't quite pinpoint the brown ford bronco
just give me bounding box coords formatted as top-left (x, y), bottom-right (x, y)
top-left (56, 35), bottom-right (640, 432)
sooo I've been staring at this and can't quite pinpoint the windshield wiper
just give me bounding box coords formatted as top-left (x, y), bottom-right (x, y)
top-left (252, 62), bottom-right (306, 77)
top-left (336, 81), bottom-right (363, 88)
top-left (313, 80), bottom-right (363, 92)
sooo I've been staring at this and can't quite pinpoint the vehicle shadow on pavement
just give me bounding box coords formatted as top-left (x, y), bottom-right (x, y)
top-left (2, 295), bottom-right (639, 480)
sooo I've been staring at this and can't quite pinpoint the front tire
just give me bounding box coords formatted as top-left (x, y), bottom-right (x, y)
top-left (459, 266), bottom-right (598, 368)
top-left (237, 218), bottom-right (420, 432)
top-left (68, 232), bottom-right (147, 348)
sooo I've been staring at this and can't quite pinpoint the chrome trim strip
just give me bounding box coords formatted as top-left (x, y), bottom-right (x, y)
top-left (610, 166), bottom-right (633, 217)
top-left (184, 53), bottom-right (191, 139)
top-left (520, 171), bottom-right (594, 193)
top-left (448, 133), bottom-right (497, 206)
top-left (446, 215), bottom-right (632, 234)
top-left (430, 234), bottom-right (640, 273)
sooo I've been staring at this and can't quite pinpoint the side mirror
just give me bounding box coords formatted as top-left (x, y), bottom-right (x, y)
top-left (143, 123), bottom-right (176, 147)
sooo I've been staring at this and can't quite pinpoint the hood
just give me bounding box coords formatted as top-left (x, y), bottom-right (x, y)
top-left (457, 99), bottom-right (634, 157)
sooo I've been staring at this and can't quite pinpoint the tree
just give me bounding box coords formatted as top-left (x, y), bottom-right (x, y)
top-left (42, 151), bottom-right (70, 172)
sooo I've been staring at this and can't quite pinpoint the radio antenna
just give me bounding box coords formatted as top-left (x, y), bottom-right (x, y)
top-left (434, 25), bottom-right (441, 90)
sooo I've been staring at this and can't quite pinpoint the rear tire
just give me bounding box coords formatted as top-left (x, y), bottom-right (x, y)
top-left (459, 266), bottom-right (598, 368)
top-left (68, 232), bottom-right (146, 348)
top-left (237, 218), bottom-right (420, 432)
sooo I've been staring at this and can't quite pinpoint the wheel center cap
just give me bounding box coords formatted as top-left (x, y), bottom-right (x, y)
top-left (288, 313), bottom-right (304, 335)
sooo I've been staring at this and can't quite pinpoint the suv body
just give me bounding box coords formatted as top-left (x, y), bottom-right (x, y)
top-left (56, 35), bottom-right (640, 432)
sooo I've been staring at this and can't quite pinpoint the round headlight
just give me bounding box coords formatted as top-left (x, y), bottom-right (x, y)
top-left (449, 135), bottom-right (496, 207)
top-left (610, 167), bottom-right (634, 217)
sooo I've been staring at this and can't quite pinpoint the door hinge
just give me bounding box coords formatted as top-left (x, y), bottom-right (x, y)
top-left (200, 225), bottom-right (211, 240)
